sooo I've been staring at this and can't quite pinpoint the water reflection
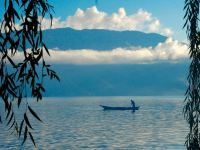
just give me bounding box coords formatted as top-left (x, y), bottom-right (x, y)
top-left (0, 96), bottom-right (187, 149)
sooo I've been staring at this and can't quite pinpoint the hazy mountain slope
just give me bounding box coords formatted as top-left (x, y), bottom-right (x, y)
top-left (43, 28), bottom-right (167, 50)
top-left (44, 63), bottom-right (188, 96)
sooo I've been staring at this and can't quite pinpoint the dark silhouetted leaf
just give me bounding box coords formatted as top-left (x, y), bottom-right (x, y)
top-left (8, 119), bottom-right (15, 130)
top-left (22, 126), bottom-right (28, 144)
top-left (28, 106), bottom-right (42, 122)
top-left (50, 14), bottom-right (53, 27)
top-left (7, 112), bottom-right (14, 126)
top-left (7, 55), bottom-right (16, 67)
top-left (54, 74), bottom-right (60, 82)
top-left (6, 102), bottom-right (12, 119)
top-left (18, 94), bottom-right (22, 108)
top-left (29, 132), bottom-right (36, 147)
top-left (24, 113), bottom-right (33, 129)
top-left (19, 120), bottom-right (24, 138)
top-left (43, 43), bottom-right (50, 56)
top-left (7, 86), bottom-right (17, 97)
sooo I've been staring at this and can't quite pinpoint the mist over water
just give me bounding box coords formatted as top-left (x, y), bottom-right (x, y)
top-left (0, 96), bottom-right (187, 150)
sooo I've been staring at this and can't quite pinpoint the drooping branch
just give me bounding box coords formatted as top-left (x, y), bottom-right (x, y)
top-left (0, 0), bottom-right (59, 146)
top-left (183, 0), bottom-right (200, 149)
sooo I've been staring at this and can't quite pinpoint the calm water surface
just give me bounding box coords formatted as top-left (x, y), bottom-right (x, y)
top-left (0, 96), bottom-right (188, 150)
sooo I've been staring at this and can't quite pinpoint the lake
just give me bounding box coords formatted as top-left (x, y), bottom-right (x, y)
top-left (0, 96), bottom-right (188, 150)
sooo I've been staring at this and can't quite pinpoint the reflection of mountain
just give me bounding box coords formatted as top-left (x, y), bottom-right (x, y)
top-left (43, 28), bottom-right (167, 50)
top-left (44, 63), bottom-right (188, 96)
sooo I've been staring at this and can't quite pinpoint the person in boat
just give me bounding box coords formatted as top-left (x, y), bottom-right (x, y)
top-left (131, 99), bottom-right (135, 108)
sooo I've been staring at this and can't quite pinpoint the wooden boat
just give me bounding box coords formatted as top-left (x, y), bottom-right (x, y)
top-left (100, 105), bottom-right (140, 111)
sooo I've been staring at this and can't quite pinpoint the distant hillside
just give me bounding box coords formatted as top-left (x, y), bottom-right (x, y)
top-left (44, 63), bottom-right (188, 96)
top-left (43, 28), bottom-right (167, 50)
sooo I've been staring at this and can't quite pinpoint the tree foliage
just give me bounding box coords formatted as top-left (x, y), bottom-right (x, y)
top-left (183, 0), bottom-right (200, 149)
top-left (0, 0), bottom-right (59, 147)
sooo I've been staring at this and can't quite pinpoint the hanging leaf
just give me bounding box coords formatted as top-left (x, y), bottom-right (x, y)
top-left (8, 119), bottom-right (16, 130)
top-left (7, 112), bottom-right (14, 126)
top-left (43, 43), bottom-right (50, 56)
top-left (22, 126), bottom-right (28, 144)
top-left (24, 113), bottom-right (33, 129)
top-left (6, 102), bottom-right (12, 119)
top-left (29, 132), bottom-right (36, 147)
top-left (28, 106), bottom-right (42, 122)
top-left (19, 120), bottom-right (24, 138)
top-left (7, 55), bottom-right (16, 67)
top-left (18, 94), bottom-right (22, 108)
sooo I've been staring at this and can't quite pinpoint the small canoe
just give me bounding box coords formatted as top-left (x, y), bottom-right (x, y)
top-left (100, 105), bottom-right (140, 111)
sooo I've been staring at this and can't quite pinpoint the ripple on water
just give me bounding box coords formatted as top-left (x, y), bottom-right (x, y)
top-left (0, 96), bottom-right (187, 150)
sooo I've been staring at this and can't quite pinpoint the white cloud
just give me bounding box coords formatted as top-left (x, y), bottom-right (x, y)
top-left (41, 6), bottom-right (173, 36)
top-left (13, 38), bottom-right (188, 65)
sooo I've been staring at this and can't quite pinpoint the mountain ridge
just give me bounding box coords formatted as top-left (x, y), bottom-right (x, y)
top-left (43, 27), bottom-right (167, 50)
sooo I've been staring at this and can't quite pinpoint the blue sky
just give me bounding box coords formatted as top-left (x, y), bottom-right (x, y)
top-left (49, 0), bottom-right (186, 41)
top-left (0, 0), bottom-right (186, 40)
